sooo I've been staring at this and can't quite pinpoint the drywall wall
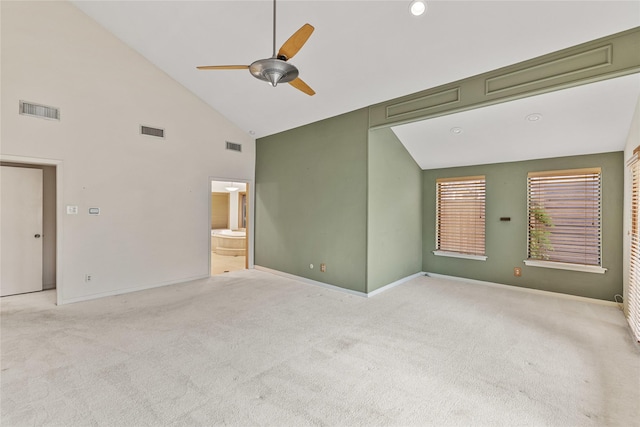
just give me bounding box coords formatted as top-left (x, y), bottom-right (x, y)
top-left (255, 109), bottom-right (369, 292)
top-left (1, 1), bottom-right (255, 303)
top-left (367, 128), bottom-right (422, 292)
top-left (623, 96), bottom-right (640, 315)
top-left (211, 193), bottom-right (230, 229)
top-left (423, 152), bottom-right (623, 301)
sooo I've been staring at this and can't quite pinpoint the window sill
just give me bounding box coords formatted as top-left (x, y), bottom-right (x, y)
top-left (433, 251), bottom-right (487, 261)
top-left (523, 259), bottom-right (607, 274)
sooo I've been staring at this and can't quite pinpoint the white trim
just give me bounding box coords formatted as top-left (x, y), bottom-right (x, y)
top-left (254, 266), bottom-right (368, 297)
top-left (367, 272), bottom-right (426, 297)
top-left (254, 266), bottom-right (425, 298)
top-left (55, 163), bottom-right (63, 306)
top-left (523, 259), bottom-right (607, 274)
top-left (0, 154), bottom-right (64, 305)
top-left (424, 272), bottom-right (617, 306)
top-left (433, 250), bottom-right (487, 261)
top-left (59, 274), bottom-right (210, 305)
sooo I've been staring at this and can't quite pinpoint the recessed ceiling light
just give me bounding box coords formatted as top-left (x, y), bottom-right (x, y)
top-left (249, 130), bottom-right (256, 135)
top-left (409, 0), bottom-right (427, 16)
top-left (450, 127), bottom-right (463, 135)
top-left (525, 113), bottom-right (543, 122)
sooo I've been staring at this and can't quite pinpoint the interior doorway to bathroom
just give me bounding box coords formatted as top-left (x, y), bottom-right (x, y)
top-left (210, 180), bottom-right (249, 275)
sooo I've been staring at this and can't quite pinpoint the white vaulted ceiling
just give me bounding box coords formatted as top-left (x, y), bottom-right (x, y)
top-left (72, 1), bottom-right (640, 168)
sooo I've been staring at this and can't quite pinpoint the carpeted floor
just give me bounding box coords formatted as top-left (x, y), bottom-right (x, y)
top-left (1, 270), bottom-right (638, 426)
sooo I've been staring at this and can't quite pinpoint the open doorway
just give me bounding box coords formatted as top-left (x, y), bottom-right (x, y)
top-left (210, 180), bottom-right (249, 275)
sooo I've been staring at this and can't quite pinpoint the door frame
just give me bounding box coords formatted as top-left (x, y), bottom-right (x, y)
top-left (208, 176), bottom-right (254, 274)
top-left (1, 154), bottom-right (63, 305)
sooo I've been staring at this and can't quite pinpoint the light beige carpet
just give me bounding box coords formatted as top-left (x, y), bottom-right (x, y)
top-left (1, 270), bottom-right (638, 426)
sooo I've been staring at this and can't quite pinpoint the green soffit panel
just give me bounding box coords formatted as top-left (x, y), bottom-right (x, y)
top-left (369, 26), bottom-right (640, 129)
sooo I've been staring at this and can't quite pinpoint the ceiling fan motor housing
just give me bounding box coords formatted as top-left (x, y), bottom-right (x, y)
top-left (250, 58), bottom-right (299, 86)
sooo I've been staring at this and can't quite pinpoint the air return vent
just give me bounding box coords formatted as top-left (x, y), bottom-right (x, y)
top-left (140, 125), bottom-right (165, 138)
top-left (226, 141), bottom-right (242, 152)
top-left (19, 101), bottom-right (60, 120)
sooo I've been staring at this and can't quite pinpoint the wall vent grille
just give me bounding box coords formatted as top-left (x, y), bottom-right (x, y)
top-left (226, 141), bottom-right (242, 152)
top-left (140, 125), bottom-right (165, 138)
top-left (19, 101), bottom-right (60, 120)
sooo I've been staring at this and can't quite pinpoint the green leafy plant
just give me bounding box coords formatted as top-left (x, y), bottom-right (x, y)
top-left (529, 202), bottom-right (554, 260)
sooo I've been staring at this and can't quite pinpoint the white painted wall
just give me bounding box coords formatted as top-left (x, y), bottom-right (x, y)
top-left (623, 96), bottom-right (640, 316)
top-left (1, 1), bottom-right (255, 303)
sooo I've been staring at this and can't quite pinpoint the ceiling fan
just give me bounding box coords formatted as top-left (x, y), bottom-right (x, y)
top-left (197, 0), bottom-right (315, 96)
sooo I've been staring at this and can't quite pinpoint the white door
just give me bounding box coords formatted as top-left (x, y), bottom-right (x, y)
top-left (1, 166), bottom-right (43, 296)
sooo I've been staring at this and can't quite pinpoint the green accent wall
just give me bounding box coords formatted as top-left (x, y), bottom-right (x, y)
top-left (255, 109), bottom-right (369, 292)
top-left (422, 152), bottom-right (624, 301)
top-left (255, 29), bottom-right (635, 299)
top-left (367, 128), bottom-right (422, 292)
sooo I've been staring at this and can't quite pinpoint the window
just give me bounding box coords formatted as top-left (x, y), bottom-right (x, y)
top-left (628, 148), bottom-right (640, 342)
top-left (435, 176), bottom-right (486, 260)
top-left (525, 168), bottom-right (605, 273)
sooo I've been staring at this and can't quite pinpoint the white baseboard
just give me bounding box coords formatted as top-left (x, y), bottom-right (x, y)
top-left (254, 266), bottom-right (425, 298)
top-left (367, 272), bottom-right (426, 297)
top-left (424, 272), bottom-right (619, 307)
top-left (59, 274), bottom-right (210, 305)
top-left (254, 266), bottom-right (368, 297)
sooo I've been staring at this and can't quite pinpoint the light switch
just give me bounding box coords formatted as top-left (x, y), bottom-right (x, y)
top-left (66, 205), bottom-right (78, 215)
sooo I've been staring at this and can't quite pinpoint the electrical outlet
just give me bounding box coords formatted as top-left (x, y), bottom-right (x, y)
top-left (320, 263), bottom-right (326, 272)
top-left (85, 274), bottom-right (92, 282)
top-left (514, 267), bottom-right (522, 277)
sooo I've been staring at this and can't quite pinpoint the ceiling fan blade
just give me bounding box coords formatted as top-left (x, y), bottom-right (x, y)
top-left (277, 23), bottom-right (314, 60)
top-left (289, 77), bottom-right (315, 96)
top-left (196, 65), bottom-right (249, 70)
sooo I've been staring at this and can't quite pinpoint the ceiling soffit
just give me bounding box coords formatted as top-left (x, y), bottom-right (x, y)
top-left (370, 27), bottom-right (640, 130)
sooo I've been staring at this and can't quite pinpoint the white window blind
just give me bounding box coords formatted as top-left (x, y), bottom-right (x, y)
top-left (628, 149), bottom-right (640, 342)
top-left (527, 168), bottom-right (601, 266)
top-left (436, 176), bottom-right (486, 256)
